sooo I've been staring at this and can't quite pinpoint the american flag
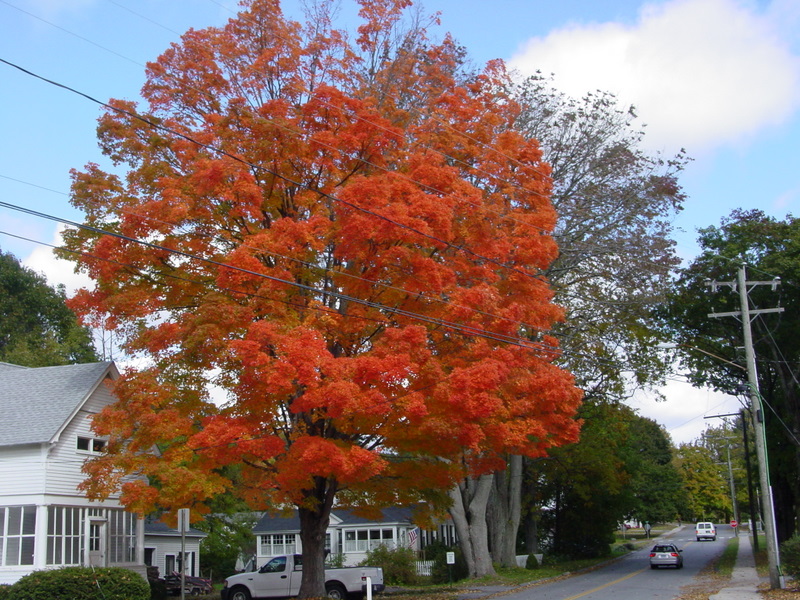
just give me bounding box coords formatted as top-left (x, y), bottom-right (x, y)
top-left (408, 528), bottom-right (418, 548)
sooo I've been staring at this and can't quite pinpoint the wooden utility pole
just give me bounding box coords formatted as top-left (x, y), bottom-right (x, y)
top-left (707, 263), bottom-right (783, 589)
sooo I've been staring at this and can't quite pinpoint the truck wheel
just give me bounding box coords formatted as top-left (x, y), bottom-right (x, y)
top-left (325, 582), bottom-right (348, 599)
top-left (229, 586), bottom-right (252, 600)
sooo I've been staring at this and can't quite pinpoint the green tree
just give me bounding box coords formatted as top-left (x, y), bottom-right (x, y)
top-left (662, 209), bottom-right (800, 541)
top-left (0, 249), bottom-right (96, 366)
top-left (625, 416), bottom-right (688, 524)
top-left (534, 400), bottom-right (634, 559)
top-left (196, 512), bottom-right (257, 581)
top-left (674, 442), bottom-right (729, 522)
top-left (532, 405), bottom-right (686, 559)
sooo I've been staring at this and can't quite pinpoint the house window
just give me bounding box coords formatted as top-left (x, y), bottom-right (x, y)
top-left (77, 436), bottom-right (106, 453)
top-left (47, 506), bottom-right (84, 565)
top-left (107, 509), bottom-right (137, 563)
top-left (343, 528), bottom-right (394, 553)
top-left (0, 506), bottom-right (36, 566)
top-left (260, 533), bottom-right (296, 556)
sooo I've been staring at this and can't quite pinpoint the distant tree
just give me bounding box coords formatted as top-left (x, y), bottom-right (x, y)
top-left (0, 249), bottom-right (96, 366)
top-left (674, 442), bottom-right (729, 522)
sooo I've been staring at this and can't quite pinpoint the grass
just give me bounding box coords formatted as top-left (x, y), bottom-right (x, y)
top-left (715, 535), bottom-right (739, 577)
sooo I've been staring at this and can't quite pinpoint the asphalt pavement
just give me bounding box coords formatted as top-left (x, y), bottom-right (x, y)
top-left (447, 526), bottom-right (769, 600)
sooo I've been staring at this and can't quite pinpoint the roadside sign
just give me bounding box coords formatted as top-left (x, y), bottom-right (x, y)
top-left (731, 520), bottom-right (738, 528)
top-left (446, 552), bottom-right (455, 565)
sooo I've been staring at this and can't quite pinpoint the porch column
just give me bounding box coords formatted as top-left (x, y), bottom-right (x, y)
top-left (33, 504), bottom-right (48, 570)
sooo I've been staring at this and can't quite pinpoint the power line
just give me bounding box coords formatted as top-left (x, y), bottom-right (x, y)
top-left (0, 56), bottom-right (546, 283)
top-left (0, 220), bottom-right (671, 379)
top-left (0, 170), bottom-right (551, 336)
top-left (0, 199), bottom-right (559, 353)
top-left (1, 0), bottom-right (685, 309)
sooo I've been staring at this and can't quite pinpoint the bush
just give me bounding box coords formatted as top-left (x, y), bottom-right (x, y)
top-left (525, 553), bottom-right (540, 569)
top-left (780, 535), bottom-right (800, 579)
top-left (423, 541), bottom-right (469, 584)
top-left (7, 566), bottom-right (150, 600)
top-left (0, 584), bottom-right (10, 600)
top-left (359, 545), bottom-right (418, 585)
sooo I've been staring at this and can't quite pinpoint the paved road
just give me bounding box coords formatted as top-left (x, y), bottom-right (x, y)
top-left (461, 524), bottom-right (737, 600)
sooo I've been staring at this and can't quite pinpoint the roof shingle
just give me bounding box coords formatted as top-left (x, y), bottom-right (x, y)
top-left (0, 362), bottom-right (116, 447)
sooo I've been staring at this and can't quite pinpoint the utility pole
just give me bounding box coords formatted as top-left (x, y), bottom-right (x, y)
top-left (707, 263), bottom-right (783, 589)
top-left (724, 439), bottom-right (739, 536)
top-left (704, 414), bottom-right (750, 540)
top-left (741, 408), bottom-right (760, 552)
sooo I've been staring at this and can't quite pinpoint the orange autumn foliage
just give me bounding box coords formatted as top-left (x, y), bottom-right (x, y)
top-left (64, 1), bottom-right (581, 592)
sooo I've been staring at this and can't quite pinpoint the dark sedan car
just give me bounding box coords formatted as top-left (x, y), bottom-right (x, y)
top-left (649, 543), bottom-right (683, 569)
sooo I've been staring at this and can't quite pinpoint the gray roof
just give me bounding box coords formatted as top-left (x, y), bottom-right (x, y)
top-left (253, 506), bottom-right (415, 534)
top-left (145, 519), bottom-right (207, 538)
top-left (0, 361), bottom-right (117, 447)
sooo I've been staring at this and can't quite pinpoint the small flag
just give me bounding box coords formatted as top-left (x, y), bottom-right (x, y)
top-left (408, 528), bottom-right (418, 548)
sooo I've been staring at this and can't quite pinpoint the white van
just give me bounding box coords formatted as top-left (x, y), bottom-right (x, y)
top-left (695, 522), bottom-right (716, 541)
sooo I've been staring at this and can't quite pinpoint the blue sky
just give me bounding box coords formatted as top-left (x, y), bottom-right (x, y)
top-left (1, 0), bottom-right (798, 443)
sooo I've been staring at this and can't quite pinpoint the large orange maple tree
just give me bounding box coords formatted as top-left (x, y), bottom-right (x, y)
top-left (63, 0), bottom-right (582, 595)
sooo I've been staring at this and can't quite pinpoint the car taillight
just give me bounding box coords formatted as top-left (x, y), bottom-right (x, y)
top-left (649, 553), bottom-right (655, 557)
top-left (670, 553), bottom-right (678, 557)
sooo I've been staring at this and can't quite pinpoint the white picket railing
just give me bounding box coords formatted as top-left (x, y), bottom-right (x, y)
top-left (415, 560), bottom-right (434, 576)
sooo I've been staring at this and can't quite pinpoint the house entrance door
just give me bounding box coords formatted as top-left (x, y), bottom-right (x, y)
top-left (88, 520), bottom-right (107, 567)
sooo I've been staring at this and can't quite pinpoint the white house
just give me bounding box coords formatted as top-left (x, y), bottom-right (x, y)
top-left (252, 506), bottom-right (438, 568)
top-left (0, 361), bottom-right (147, 585)
top-left (143, 519), bottom-right (206, 579)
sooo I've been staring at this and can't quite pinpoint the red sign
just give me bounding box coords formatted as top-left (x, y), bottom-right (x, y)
top-left (731, 520), bottom-right (738, 528)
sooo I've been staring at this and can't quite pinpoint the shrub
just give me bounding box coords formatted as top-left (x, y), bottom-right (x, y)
top-left (7, 566), bottom-right (150, 600)
top-left (359, 545), bottom-right (418, 585)
top-left (0, 584), bottom-right (11, 600)
top-left (780, 535), bottom-right (800, 579)
top-left (424, 541), bottom-right (469, 584)
top-left (525, 553), bottom-right (540, 569)
top-left (325, 552), bottom-right (346, 568)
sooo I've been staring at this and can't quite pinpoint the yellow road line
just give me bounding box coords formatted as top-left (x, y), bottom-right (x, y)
top-left (562, 568), bottom-right (647, 600)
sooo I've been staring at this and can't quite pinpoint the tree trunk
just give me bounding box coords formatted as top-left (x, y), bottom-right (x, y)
top-left (521, 457), bottom-right (541, 554)
top-left (488, 455), bottom-right (522, 567)
top-left (297, 477), bottom-right (337, 598)
top-left (448, 474), bottom-right (496, 578)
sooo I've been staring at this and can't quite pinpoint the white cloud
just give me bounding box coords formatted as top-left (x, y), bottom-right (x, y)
top-left (22, 225), bottom-right (93, 295)
top-left (628, 379), bottom-right (745, 444)
top-left (508, 0), bottom-right (800, 153)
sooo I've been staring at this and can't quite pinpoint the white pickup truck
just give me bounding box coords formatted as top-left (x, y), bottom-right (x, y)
top-left (221, 554), bottom-right (385, 600)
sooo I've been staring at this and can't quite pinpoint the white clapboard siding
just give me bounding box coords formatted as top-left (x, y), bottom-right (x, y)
top-left (147, 537), bottom-right (202, 577)
top-left (0, 444), bottom-right (47, 499)
top-left (45, 384), bottom-right (120, 498)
